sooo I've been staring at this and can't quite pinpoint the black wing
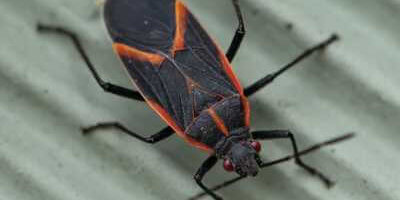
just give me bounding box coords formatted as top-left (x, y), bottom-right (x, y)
top-left (104, 0), bottom-right (243, 133)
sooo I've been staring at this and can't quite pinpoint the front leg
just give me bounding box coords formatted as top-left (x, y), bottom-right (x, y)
top-left (193, 155), bottom-right (221, 200)
top-left (252, 130), bottom-right (334, 187)
top-left (189, 133), bottom-right (354, 200)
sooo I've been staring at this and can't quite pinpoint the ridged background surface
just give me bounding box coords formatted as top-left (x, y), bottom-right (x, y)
top-left (0, 0), bottom-right (399, 200)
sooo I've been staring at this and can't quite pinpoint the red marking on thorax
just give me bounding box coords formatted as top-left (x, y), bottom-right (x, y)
top-left (242, 96), bottom-right (251, 127)
top-left (207, 108), bottom-right (229, 136)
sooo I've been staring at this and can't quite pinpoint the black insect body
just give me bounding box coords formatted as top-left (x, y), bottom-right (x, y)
top-left (37, 0), bottom-right (351, 199)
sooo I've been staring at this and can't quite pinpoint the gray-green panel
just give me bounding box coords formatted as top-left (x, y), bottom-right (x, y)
top-left (0, 0), bottom-right (398, 200)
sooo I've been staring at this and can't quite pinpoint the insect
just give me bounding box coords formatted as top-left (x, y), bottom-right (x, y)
top-left (37, 0), bottom-right (350, 199)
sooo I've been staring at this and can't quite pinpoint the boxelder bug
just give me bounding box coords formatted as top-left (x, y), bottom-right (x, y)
top-left (37, 0), bottom-right (354, 199)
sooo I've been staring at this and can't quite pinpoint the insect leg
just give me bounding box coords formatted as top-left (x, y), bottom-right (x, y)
top-left (226, 0), bottom-right (246, 62)
top-left (37, 24), bottom-right (144, 101)
top-left (193, 156), bottom-right (222, 200)
top-left (244, 34), bottom-right (339, 97)
top-left (252, 130), bottom-right (334, 187)
top-left (190, 133), bottom-right (354, 200)
top-left (82, 122), bottom-right (173, 144)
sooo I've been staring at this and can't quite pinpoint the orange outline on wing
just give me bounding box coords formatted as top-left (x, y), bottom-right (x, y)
top-left (174, 1), bottom-right (250, 127)
top-left (113, 0), bottom-right (250, 151)
top-left (147, 99), bottom-right (214, 153)
top-left (172, 0), bottom-right (188, 55)
top-left (113, 43), bottom-right (165, 66)
top-left (217, 46), bottom-right (251, 127)
top-left (217, 51), bottom-right (243, 95)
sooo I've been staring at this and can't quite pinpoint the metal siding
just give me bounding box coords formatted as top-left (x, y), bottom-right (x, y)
top-left (0, 0), bottom-right (398, 200)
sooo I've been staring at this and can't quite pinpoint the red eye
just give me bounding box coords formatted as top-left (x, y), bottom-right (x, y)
top-left (251, 141), bottom-right (261, 153)
top-left (223, 159), bottom-right (234, 172)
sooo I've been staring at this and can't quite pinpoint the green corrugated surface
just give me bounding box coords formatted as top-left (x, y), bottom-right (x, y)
top-left (0, 0), bottom-right (399, 200)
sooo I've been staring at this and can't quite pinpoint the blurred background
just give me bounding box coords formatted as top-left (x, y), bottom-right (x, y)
top-left (0, 0), bottom-right (399, 199)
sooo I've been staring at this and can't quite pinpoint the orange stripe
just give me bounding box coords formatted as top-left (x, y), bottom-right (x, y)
top-left (241, 96), bottom-right (251, 126)
top-left (216, 47), bottom-right (250, 126)
top-left (172, 0), bottom-right (187, 54)
top-left (147, 99), bottom-right (213, 153)
top-left (113, 43), bottom-right (165, 66)
top-left (147, 99), bottom-right (184, 134)
top-left (174, 1), bottom-right (249, 127)
top-left (208, 108), bottom-right (229, 136)
top-left (174, 0), bottom-right (243, 95)
top-left (218, 51), bottom-right (244, 95)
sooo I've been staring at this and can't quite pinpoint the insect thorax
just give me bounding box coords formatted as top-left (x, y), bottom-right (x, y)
top-left (185, 95), bottom-right (249, 151)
